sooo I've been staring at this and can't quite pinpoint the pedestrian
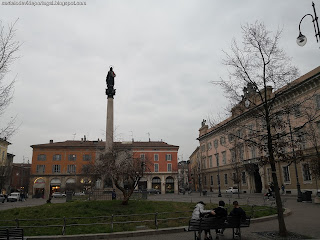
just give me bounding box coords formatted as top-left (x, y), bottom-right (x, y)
top-left (229, 201), bottom-right (247, 238)
top-left (213, 200), bottom-right (227, 236)
top-left (111, 189), bottom-right (116, 200)
top-left (281, 184), bottom-right (285, 195)
top-left (191, 201), bottom-right (215, 240)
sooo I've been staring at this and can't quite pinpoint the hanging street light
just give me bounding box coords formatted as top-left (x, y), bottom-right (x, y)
top-left (297, 2), bottom-right (320, 47)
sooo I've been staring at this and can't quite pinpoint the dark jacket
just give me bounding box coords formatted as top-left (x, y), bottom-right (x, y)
top-left (213, 206), bottom-right (228, 218)
top-left (229, 207), bottom-right (246, 221)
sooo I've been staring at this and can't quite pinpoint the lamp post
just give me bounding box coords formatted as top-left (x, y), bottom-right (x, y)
top-left (198, 161), bottom-right (202, 196)
top-left (287, 113), bottom-right (303, 202)
top-left (214, 144), bottom-right (222, 197)
top-left (216, 156), bottom-right (222, 197)
top-left (297, 2), bottom-right (320, 46)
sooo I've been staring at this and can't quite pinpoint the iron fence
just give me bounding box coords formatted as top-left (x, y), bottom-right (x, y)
top-left (0, 204), bottom-right (277, 236)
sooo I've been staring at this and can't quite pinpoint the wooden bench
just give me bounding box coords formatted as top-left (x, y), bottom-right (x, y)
top-left (188, 216), bottom-right (251, 240)
top-left (0, 228), bottom-right (24, 240)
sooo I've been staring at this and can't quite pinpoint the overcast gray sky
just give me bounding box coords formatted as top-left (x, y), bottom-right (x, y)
top-left (1, 0), bottom-right (319, 163)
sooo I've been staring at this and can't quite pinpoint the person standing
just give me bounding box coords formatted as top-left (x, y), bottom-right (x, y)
top-left (281, 184), bottom-right (285, 195)
top-left (111, 189), bottom-right (116, 200)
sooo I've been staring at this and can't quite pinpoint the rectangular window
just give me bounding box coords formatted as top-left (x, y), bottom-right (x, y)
top-left (224, 174), bottom-right (228, 185)
top-left (230, 149), bottom-right (235, 162)
top-left (67, 164), bottom-right (76, 173)
top-left (316, 121), bottom-right (320, 132)
top-left (140, 154), bottom-right (145, 160)
top-left (37, 154), bottom-right (46, 161)
top-left (251, 147), bottom-right (256, 159)
top-left (201, 144), bottom-right (206, 152)
top-left (228, 133), bottom-right (234, 143)
top-left (154, 163), bottom-right (159, 172)
top-left (210, 175), bottom-right (213, 185)
top-left (222, 151), bottom-right (226, 165)
top-left (242, 172), bottom-right (246, 184)
top-left (154, 154), bottom-right (159, 161)
top-left (207, 142), bottom-right (212, 150)
top-left (302, 163), bottom-right (312, 181)
top-left (53, 154), bottom-right (61, 161)
top-left (215, 153), bottom-right (219, 167)
top-left (295, 129), bottom-right (306, 149)
top-left (204, 176), bottom-right (207, 185)
top-left (248, 124), bottom-right (254, 136)
top-left (294, 105), bottom-right (301, 117)
top-left (68, 154), bottom-right (76, 161)
top-left (208, 155), bottom-right (213, 168)
top-left (236, 129), bottom-right (243, 139)
top-left (220, 136), bottom-right (226, 145)
top-left (52, 164), bottom-right (61, 173)
top-left (83, 154), bottom-right (91, 161)
top-left (165, 154), bottom-right (172, 161)
top-left (316, 95), bottom-right (320, 109)
top-left (232, 172), bottom-right (236, 183)
top-left (282, 166), bottom-right (290, 183)
top-left (239, 143), bottom-right (244, 161)
top-left (202, 158), bottom-right (206, 169)
top-left (267, 168), bottom-right (272, 183)
top-left (214, 139), bottom-right (219, 149)
top-left (167, 163), bottom-right (172, 172)
top-left (36, 165), bottom-right (45, 173)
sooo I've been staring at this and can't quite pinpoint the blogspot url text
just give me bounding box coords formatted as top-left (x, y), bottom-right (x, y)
top-left (2, 1), bottom-right (86, 6)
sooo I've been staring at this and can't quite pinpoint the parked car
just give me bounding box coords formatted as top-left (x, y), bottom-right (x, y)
top-left (226, 187), bottom-right (239, 194)
top-left (7, 192), bottom-right (21, 202)
top-left (52, 192), bottom-right (66, 198)
top-left (0, 194), bottom-right (6, 203)
top-left (147, 188), bottom-right (161, 194)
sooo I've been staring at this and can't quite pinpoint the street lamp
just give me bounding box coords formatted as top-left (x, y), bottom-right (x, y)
top-left (214, 143), bottom-right (222, 197)
top-left (297, 2), bottom-right (320, 46)
top-left (216, 156), bottom-right (222, 197)
top-left (287, 113), bottom-right (303, 202)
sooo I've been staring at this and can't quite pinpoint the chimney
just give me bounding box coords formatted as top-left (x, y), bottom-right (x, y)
top-left (84, 135), bottom-right (86, 141)
top-left (49, 140), bottom-right (53, 144)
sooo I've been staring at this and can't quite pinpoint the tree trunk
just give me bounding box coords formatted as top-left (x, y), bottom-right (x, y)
top-left (270, 160), bottom-right (287, 236)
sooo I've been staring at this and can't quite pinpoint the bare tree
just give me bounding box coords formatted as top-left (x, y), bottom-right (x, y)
top-left (0, 20), bottom-right (21, 139)
top-left (215, 22), bottom-right (299, 237)
top-left (85, 146), bottom-right (149, 205)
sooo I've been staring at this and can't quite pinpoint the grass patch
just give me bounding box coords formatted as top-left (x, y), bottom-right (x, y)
top-left (0, 200), bottom-right (276, 236)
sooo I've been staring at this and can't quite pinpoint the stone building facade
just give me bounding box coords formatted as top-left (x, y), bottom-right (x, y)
top-left (29, 140), bottom-right (179, 197)
top-left (194, 66), bottom-right (320, 196)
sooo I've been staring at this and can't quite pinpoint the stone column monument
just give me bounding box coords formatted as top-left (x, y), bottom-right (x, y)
top-left (105, 67), bottom-right (116, 152)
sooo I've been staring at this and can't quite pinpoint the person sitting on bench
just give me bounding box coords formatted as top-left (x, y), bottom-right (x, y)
top-left (213, 200), bottom-right (228, 236)
top-left (229, 201), bottom-right (246, 238)
top-left (191, 201), bottom-right (215, 240)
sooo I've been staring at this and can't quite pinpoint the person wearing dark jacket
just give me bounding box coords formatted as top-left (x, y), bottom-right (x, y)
top-left (213, 200), bottom-right (227, 236)
top-left (229, 201), bottom-right (246, 237)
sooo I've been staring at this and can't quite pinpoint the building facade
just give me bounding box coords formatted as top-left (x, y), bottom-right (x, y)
top-left (29, 139), bottom-right (179, 197)
top-left (178, 160), bottom-right (190, 191)
top-left (0, 138), bottom-right (13, 194)
top-left (10, 163), bottom-right (31, 194)
top-left (195, 66), bottom-right (320, 196)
